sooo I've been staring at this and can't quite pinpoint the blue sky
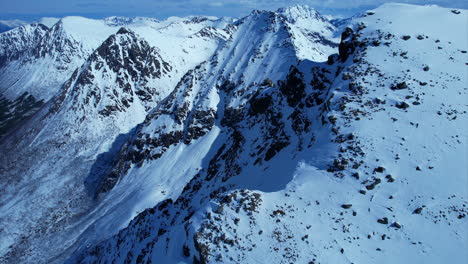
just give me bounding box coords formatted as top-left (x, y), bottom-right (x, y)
top-left (0, 0), bottom-right (466, 20)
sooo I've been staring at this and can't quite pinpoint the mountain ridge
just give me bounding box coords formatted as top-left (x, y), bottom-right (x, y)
top-left (0, 3), bottom-right (466, 264)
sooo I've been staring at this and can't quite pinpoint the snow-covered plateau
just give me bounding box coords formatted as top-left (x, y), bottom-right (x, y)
top-left (0, 3), bottom-right (466, 264)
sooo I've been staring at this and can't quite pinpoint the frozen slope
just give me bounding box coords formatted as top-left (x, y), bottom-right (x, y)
top-left (70, 4), bottom-right (467, 264)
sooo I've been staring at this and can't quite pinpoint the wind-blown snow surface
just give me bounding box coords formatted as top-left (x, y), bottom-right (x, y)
top-left (0, 3), bottom-right (467, 264)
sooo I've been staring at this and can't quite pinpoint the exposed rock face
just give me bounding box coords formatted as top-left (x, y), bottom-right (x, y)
top-left (0, 93), bottom-right (44, 139)
top-left (0, 20), bottom-right (106, 103)
top-left (338, 27), bottom-right (356, 62)
top-left (70, 28), bottom-right (172, 116)
top-left (0, 23), bottom-right (49, 67)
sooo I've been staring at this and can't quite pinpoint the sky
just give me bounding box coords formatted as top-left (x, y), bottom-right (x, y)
top-left (0, 0), bottom-right (466, 21)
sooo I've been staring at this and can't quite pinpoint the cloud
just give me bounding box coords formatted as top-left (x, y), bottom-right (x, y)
top-left (74, 2), bottom-right (110, 8)
top-left (208, 2), bottom-right (224, 7)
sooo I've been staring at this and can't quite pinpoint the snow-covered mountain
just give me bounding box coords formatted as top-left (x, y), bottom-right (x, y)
top-left (0, 12), bottom-right (239, 263)
top-left (0, 4), bottom-right (466, 264)
top-left (0, 20), bottom-right (28, 33)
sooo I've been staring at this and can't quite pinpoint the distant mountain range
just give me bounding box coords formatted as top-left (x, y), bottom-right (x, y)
top-left (0, 19), bottom-right (27, 33)
top-left (0, 18), bottom-right (63, 32)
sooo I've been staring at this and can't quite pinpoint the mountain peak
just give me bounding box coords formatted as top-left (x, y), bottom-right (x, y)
top-left (37, 17), bottom-right (60, 28)
top-left (116, 27), bottom-right (134, 35)
top-left (277, 4), bottom-right (324, 23)
top-left (277, 4), bottom-right (314, 13)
